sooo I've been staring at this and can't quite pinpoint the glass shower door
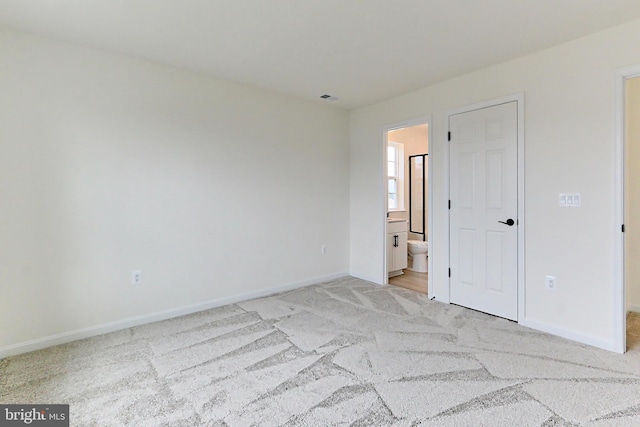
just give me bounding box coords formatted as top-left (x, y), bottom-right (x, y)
top-left (409, 154), bottom-right (427, 239)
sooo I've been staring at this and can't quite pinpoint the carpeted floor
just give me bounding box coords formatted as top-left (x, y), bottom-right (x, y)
top-left (2, 277), bottom-right (640, 426)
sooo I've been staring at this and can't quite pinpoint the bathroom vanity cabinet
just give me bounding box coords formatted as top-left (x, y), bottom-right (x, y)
top-left (387, 219), bottom-right (408, 277)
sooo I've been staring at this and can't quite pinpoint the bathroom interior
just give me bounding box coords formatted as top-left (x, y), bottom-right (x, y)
top-left (386, 123), bottom-right (429, 294)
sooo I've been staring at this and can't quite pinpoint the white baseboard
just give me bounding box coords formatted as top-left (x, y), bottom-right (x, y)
top-left (628, 305), bottom-right (640, 314)
top-left (349, 271), bottom-right (383, 285)
top-left (521, 318), bottom-right (618, 353)
top-left (0, 271), bottom-right (349, 359)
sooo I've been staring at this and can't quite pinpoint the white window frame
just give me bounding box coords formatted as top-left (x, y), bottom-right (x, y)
top-left (387, 141), bottom-right (405, 211)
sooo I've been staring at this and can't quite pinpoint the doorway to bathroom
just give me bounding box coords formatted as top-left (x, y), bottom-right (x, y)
top-left (384, 118), bottom-right (432, 295)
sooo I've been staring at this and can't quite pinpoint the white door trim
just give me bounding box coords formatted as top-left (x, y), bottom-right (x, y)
top-left (381, 116), bottom-right (433, 298)
top-left (445, 93), bottom-right (525, 323)
top-left (613, 65), bottom-right (640, 354)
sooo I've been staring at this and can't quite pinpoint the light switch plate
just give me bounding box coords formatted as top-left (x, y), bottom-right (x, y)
top-left (559, 193), bottom-right (580, 207)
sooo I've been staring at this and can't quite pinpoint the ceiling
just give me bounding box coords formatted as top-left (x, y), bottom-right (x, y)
top-left (2, 1), bottom-right (640, 109)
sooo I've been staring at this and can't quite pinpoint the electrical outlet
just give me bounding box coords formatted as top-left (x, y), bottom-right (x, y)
top-left (321, 245), bottom-right (327, 255)
top-left (131, 270), bottom-right (142, 285)
top-left (545, 275), bottom-right (556, 290)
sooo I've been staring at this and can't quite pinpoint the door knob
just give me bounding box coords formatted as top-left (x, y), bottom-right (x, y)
top-left (498, 218), bottom-right (515, 226)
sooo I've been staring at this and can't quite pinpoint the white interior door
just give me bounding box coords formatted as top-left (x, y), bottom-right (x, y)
top-left (449, 101), bottom-right (518, 320)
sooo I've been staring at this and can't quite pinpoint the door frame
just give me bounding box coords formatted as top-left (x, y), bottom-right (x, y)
top-left (382, 116), bottom-right (434, 298)
top-left (614, 65), bottom-right (640, 354)
top-left (445, 93), bottom-right (525, 323)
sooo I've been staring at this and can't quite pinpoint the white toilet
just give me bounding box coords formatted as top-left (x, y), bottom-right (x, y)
top-left (407, 240), bottom-right (428, 272)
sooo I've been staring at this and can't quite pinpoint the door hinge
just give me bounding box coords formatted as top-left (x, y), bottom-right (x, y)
top-left (448, 200), bottom-right (451, 210)
top-left (622, 224), bottom-right (625, 233)
top-left (448, 268), bottom-right (451, 277)
top-left (448, 131), bottom-right (451, 141)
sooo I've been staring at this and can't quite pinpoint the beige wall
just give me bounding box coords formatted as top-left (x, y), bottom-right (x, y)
top-left (627, 77), bottom-right (640, 313)
top-left (350, 18), bottom-right (640, 350)
top-left (0, 28), bottom-right (350, 353)
top-left (387, 125), bottom-right (429, 240)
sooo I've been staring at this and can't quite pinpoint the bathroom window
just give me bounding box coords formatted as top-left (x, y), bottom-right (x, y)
top-left (388, 142), bottom-right (405, 211)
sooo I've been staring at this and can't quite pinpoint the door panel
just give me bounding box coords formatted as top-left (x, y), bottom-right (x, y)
top-left (486, 150), bottom-right (504, 209)
top-left (450, 101), bottom-right (518, 320)
top-left (458, 229), bottom-right (475, 286)
top-left (485, 230), bottom-right (504, 292)
top-left (458, 154), bottom-right (476, 208)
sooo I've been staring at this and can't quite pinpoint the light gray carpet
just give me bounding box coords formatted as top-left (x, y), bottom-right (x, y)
top-left (2, 277), bottom-right (640, 426)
